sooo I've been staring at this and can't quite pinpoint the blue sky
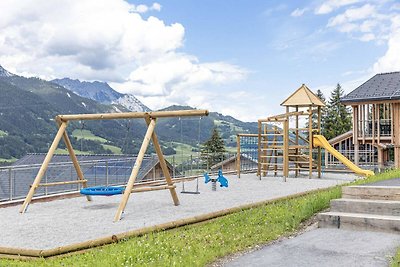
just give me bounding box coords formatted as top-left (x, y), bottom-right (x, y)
top-left (0, 0), bottom-right (399, 121)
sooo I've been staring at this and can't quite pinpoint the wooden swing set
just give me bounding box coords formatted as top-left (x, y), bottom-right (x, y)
top-left (19, 109), bottom-right (209, 222)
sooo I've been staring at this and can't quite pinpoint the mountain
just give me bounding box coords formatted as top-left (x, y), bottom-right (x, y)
top-left (0, 65), bottom-right (258, 160)
top-left (0, 65), bottom-right (14, 77)
top-left (52, 78), bottom-right (151, 112)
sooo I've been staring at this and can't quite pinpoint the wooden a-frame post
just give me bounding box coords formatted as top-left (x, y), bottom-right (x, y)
top-left (114, 118), bottom-right (158, 221)
top-left (20, 121), bottom-right (91, 213)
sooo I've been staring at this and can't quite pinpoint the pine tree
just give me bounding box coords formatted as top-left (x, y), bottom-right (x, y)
top-left (323, 84), bottom-right (352, 140)
top-left (306, 89), bottom-right (326, 135)
top-left (201, 127), bottom-right (226, 167)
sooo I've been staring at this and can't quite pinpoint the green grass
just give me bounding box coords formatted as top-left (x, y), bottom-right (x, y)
top-left (2, 169), bottom-right (400, 266)
top-left (102, 144), bottom-right (122, 154)
top-left (0, 130), bottom-right (8, 137)
top-left (71, 129), bottom-right (108, 143)
top-left (0, 157), bottom-right (16, 163)
top-left (54, 148), bottom-right (91, 155)
top-left (392, 250), bottom-right (400, 267)
top-left (166, 142), bottom-right (200, 165)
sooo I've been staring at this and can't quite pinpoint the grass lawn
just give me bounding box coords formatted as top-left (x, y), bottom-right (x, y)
top-left (71, 129), bottom-right (108, 143)
top-left (54, 148), bottom-right (91, 155)
top-left (0, 130), bottom-right (8, 137)
top-left (102, 144), bottom-right (122, 154)
top-left (2, 170), bottom-right (400, 266)
top-left (0, 157), bottom-right (16, 164)
top-left (392, 251), bottom-right (400, 267)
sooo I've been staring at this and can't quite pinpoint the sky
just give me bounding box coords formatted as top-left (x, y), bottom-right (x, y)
top-left (0, 0), bottom-right (399, 121)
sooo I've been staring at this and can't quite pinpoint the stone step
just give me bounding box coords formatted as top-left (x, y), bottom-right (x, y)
top-left (331, 198), bottom-right (400, 216)
top-left (318, 211), bottom-right (400, 233)
top-left (342, 186), bottom-right (400, 200)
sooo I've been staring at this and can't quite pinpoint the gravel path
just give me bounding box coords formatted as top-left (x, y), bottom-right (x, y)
top-left (0, 173), bottom-right (355, 250)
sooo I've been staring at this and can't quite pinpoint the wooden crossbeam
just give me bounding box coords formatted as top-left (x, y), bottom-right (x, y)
top-left (37, 180), bottom-right (88, 187)
top-left (131, 185), bottom-right (176, 193)
top-left (57, 110), bottom-right (208, 122)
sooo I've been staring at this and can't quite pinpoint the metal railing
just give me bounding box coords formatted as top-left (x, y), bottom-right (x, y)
top-left (0, 152), bottom-right (238, 203)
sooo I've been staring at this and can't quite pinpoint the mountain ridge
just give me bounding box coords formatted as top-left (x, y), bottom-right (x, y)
top-left (52, 78), bottom-right (151, 112)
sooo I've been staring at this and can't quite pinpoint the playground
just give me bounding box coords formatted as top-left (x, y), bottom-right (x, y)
top-left (0, 82), bottom-right (394, 261)
top-left (0, 172), bottom-right (356, 255)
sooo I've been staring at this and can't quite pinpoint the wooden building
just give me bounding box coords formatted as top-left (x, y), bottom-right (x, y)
top-left (341, 72), bottom-right (400, 168)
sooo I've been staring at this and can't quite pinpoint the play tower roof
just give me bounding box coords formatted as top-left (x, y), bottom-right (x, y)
top-left (280, 84), bottom-right (325, 107)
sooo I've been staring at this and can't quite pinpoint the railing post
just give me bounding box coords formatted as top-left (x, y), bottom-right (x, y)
top-left (94, 161), bottom-right (97, 186)
top-left (45, 171), bottom-right (48, 196)
top-left (106, 161), bottom-right (109, 186)
top-left (172, 155), bottom-right (175, 178)
top-left (8, 168), bottom-right (12, 201)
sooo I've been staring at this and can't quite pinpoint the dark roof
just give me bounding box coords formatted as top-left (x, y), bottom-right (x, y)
top-left (341, 72), bottom-right (400, 103)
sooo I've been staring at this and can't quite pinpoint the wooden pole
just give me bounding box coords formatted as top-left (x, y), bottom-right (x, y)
top-left (114, 119), bottom-right (156, 222)
top-left (262, 124), bottom-right (268, 176)
top-left (308, 105), bottom-right (313, 179)
top-left (57, 110), bottom-right (208, 122)
top-left (61, 127), bottom-right (92, 201)
top-left (257, 120), bottom-right (261, 177)
top-left (283, 119), bottom-right (289, 181)
top-left (145, 117), bottom-right (180, 207)
top-left (317, 106), bottom-right (322, 178)
top-left (20, 122), bottom-right (68, 213)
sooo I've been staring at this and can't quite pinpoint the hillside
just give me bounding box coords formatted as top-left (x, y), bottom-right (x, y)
top-left (0, 65), bottom-right (258, 161)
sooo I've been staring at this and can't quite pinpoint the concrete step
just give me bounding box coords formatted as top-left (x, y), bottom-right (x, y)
top-left (318, 211), bottom-right (400, 233)
top-left (331, 198), bottom-right (400, 216)
top-left (342, 185), bottom-right (400, 201)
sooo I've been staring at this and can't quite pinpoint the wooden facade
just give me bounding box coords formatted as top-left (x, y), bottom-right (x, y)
top-left (341, 72), bottom-right (400, 169)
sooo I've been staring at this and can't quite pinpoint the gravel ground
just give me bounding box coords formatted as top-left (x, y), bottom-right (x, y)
top-left (0, 173), bottom-right (356, 250)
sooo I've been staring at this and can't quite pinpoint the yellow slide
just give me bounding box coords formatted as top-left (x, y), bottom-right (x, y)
top-left (313, 135), bottom-right (374, 177)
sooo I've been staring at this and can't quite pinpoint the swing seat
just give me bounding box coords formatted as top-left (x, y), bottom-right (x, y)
top-left (80, 186), bottom-right (124, 196)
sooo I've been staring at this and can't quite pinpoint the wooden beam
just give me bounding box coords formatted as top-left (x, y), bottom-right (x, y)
top-left (258, 111), bottom-right (306, 122)
top-left (317, 106), bottom-right (321, 178)
top-left (20, 122), bottom-right (68, 213)
top-left (145, 117), bottom-right (180, 206)
top-left (114, 118), bottom-right (156, 222)
top-left (57, 110), bottom-right (208, 122)
top-left (61, 127), bottom-right (92, 202)
top-left (131, 185), bottom-right (176, 193)
top-left (37, 180), bottom-right (88, 187)
top-left (257, 121), bottom-right (262, 177)
top-left (308, 105), bottom-right (313, 179)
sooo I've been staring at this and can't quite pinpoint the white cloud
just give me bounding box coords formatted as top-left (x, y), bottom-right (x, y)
top-left (324, 2), bottom-right (396, 42)
top-left (373, 15), bottom-right (400, 73)
top-left (0, 0), bottom-right (247, 115)
top-left (327, 4), bottom-right (375, 27)
top-left (315, 0), bottom-right (362, 15)
top-left (129, 2), bottom-right (161, 13)
top-left (291, 8), bottom-right (308, 17)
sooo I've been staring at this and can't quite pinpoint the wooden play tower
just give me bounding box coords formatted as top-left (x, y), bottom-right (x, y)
top-left (257, 84), bottom-right (325, 179)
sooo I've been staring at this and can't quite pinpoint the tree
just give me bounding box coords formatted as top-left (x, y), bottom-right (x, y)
top-left (323, 84), bottom-right (352, 140)
top-left (306, 89), bottom-right (327, 135)
top-left (201, 128), bottom-right (226, 167)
